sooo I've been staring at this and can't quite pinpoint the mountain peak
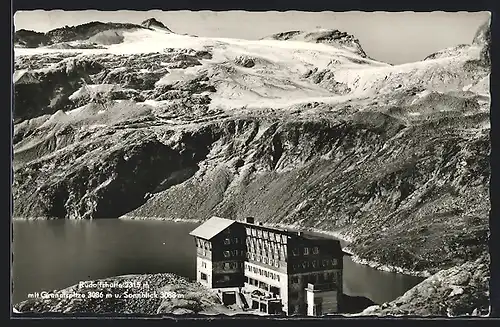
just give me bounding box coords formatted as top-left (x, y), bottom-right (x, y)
top-left (262, 29), bottom-right (368, 58)
top-left (472, 19), bottom-right (491, 46)
top-left (472, 19), bottom-right (491, 67)
top-left (140, 18), bottom-right (173, 32)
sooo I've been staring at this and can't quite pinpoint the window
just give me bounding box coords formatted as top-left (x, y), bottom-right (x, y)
top-left (322, 259), bottom-right (328, 267)
top-left (202, 261), bottom-right (207, 268)
top-left (312, 246), bottom-right (319, 254)
top-left (208, 243), bottom-right (212, 250)
top-left (263, 258), bottom-right (268, 264)
top-left (291, 276), bottom-right (299, 284)
top-left (245, 277), bottom-right (249, 283)
top-left (224, 262), bottom-right (230, 270)
top-left (276, 275), bottom-right (280, 282)
top-left (301, 261), bottom-right (309, 269)
top-left (318, 273), bottom-right (325, 283)
top-left (224, 238), bottom-right (231, 245)
top-left (200, 272), bottom-right (207, 281)
top-left (270, 286), bottom-right (280, 296)
top-left (274, 260), bottom-right (280, 268)
top-left (269, 259), bottom-right (274, 266)
top-left (303, 247), bottom-right (309, 255)
top-left (311, 260), bottom-right (318, 268)
top-left (230, 262), bottom-right (237, 269)
top-left (223, 251), bottom-right (230, 258)
top-left (234, 237), bottom-right (239, 244)
top-left (292, 248), bottom-right (299, 256)
top-left (331, 259), bottom-right (338, 266)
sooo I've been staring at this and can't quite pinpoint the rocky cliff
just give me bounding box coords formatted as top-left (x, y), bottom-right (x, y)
top-left (13, 20), bottom-right (491, 314)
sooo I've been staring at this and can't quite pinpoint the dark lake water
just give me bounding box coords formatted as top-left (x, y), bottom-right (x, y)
top-left (12, 219), bottom-right (423, 305)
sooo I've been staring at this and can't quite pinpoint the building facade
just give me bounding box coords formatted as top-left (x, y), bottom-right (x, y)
top-left (189, 216), bottom-right (344, 316)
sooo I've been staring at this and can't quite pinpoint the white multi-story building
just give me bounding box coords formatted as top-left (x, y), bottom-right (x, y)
top-left (189, 216), bottom-right (344, 316)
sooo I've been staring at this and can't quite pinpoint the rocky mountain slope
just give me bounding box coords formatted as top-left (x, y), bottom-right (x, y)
top-left (13, 18), bottom-right (491, 312)
top-left (357, 254), bottom-right (490, 316)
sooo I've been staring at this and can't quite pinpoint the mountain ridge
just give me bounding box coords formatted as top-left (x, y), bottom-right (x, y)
top-left (14, 19), bottom-right (174, 48)
top-left (261, 29), bottom-right (368, 58)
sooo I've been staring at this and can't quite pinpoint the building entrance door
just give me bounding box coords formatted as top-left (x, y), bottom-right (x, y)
top-left (313, 303), bottom-right (322, 316)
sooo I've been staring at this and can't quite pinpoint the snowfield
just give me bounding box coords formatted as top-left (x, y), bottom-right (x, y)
top-left (14, 26), bottom-right (488, 113)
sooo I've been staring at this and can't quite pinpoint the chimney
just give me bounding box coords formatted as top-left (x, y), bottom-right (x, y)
top-left (245, 217), bottom-right (255, 224)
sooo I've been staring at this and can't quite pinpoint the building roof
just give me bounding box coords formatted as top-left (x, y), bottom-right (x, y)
top-left (189, 216), bottom-right (236, 240)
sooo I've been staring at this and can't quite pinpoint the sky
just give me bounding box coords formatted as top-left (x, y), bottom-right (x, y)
top-left (14, 10), bottom-right (490, 65)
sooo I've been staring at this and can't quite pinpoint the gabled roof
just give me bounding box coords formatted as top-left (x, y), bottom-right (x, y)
top-left (189, 216), bottom-right (236, 240)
